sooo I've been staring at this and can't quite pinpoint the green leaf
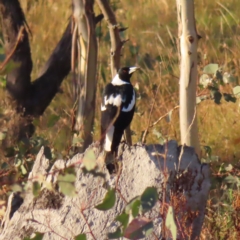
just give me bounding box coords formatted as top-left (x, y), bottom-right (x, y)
top-left (166, 206), bottom-right (177, 240)
top-left (115, 213), bottom-right (129, 230)
top-left (33, 182), bottom-right (41, 197)
top-left (20, 164), bottom-right (28, 175)
top-left (131, 199), bottom-right (141, 217)
top-left (125, 197), bottom-right (141, 217)
top-left (95, 189), bottom-right (116, 210)
top-left (203, 63), bottom-right (219, 74)
top-left (83, 149), bottom-right (96, 171)
top-left (233, 86), bottom-right (240, 96)
top-left (124, 217), bottom-right (153, 239)
top-left (57, 173), bottom-right (76, 197)
top-left (75, 233), bottom-right (87, 240)
top-left (24, 232), bottom-right (44, 240)
top-left (140, 187), bottom-right (158, 213)
top-left (108, 227), bottom-right (123, 239)
top-left (47, 114), bottom-right (60, 128)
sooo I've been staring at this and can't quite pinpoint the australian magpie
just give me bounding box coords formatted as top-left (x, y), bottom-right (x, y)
top-left (101, 66), bottom-right (139, 158)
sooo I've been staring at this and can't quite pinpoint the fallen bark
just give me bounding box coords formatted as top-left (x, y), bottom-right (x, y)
top-left (0, 141), bottom-right (210, 240)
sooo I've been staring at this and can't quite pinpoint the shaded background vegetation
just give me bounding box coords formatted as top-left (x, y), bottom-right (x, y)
top-left (0, 0), bottom-right (240, 238)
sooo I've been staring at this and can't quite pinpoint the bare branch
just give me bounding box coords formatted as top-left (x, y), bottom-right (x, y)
top-left (96, 0), bottom-right (124, 77)
top-left (142, 106), bottom-right (180, 144)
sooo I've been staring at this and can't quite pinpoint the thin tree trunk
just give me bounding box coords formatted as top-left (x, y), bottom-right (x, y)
top-left (176, 0), bottom-right (200, 156)
top-left (72, 0), bottom-right (99, 152)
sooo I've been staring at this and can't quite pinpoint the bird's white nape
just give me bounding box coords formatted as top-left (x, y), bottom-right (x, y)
top-left (104, 125), bottom-right (115, 151)
top-left (111, 74), bottom-right (130, 86)
top-left (122, 90), bottom-right (135, 112)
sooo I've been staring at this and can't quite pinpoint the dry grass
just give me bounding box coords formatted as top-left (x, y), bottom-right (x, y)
top-left (0, 0), bottom-right (240, 238)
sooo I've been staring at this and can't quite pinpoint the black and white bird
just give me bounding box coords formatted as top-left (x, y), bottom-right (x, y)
top-left (101, 66), bottom-right (139, 157)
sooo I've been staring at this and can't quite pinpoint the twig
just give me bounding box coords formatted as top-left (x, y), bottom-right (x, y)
top-left (152, 105), bottom-right (180, 128)
top-left (80, 210), bottom-right (97, 240)
top-left (142, 105), bottom-right (179, 143)
top-left (0, 26), bottom-right (24, 71)
top-left (27, 218), bottom-right (68, 240)
top-left (96, 0), bottom-right (125, 77)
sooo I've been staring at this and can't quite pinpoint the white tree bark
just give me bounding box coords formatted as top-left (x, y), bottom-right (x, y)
top-left (176, 0), bottom-right (200, 156)
top-left (0, 141), bottom-right (210, 240)
top-left (72, 0), bottom-right (98, 152)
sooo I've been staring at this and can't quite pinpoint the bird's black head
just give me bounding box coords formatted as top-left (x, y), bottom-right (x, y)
top-left (118, 66), bottom-right (139, 82)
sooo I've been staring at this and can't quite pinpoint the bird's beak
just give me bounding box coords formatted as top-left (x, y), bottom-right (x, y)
top-left (129, 66), bottom-right (140, 74)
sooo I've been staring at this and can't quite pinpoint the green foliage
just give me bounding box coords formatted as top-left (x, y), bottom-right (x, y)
top-left (203, 63), bottom-right (219, 74)
top-left (57, 167), bottom-right (77, 197)
top-left (33, 181), bottom-right (41, 197)
top-left (75, 233), bottom-right (87, 240)
top-left (140, 187), bottom-right (158, 213)
top-left (108, 187), bottom-right (157, 238)
top-left (24, 232), bottom-right (44, 240)
top-left (198, 63), bottom-right (239, 105)
top-left (82, 149), bottom-right (96, 171)
top-left (95, 189), bottom-right (116, 210)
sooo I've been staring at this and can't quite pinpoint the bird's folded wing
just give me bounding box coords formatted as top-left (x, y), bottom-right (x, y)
top-left (101, 84), bottom-right (122, 137)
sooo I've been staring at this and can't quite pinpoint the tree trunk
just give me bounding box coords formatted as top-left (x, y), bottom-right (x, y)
top-left (176, 0), bottom-right (200, 156)
top-left (0, 141), bottom-right (210, 239)
top-left (0, 0), bottom-right (73, 145)
top-left (72, 0), bottom-right (99, 152)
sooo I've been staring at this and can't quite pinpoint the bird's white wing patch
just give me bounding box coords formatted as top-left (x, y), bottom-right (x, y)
top-left (104, 125), bottom-right (115, 151)
top-left (101, 94), bottom-right (122, 112)
top-left (122, 90), bottom-right (135, 112)
top-left (111, 74), bottom-right (130, 86)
